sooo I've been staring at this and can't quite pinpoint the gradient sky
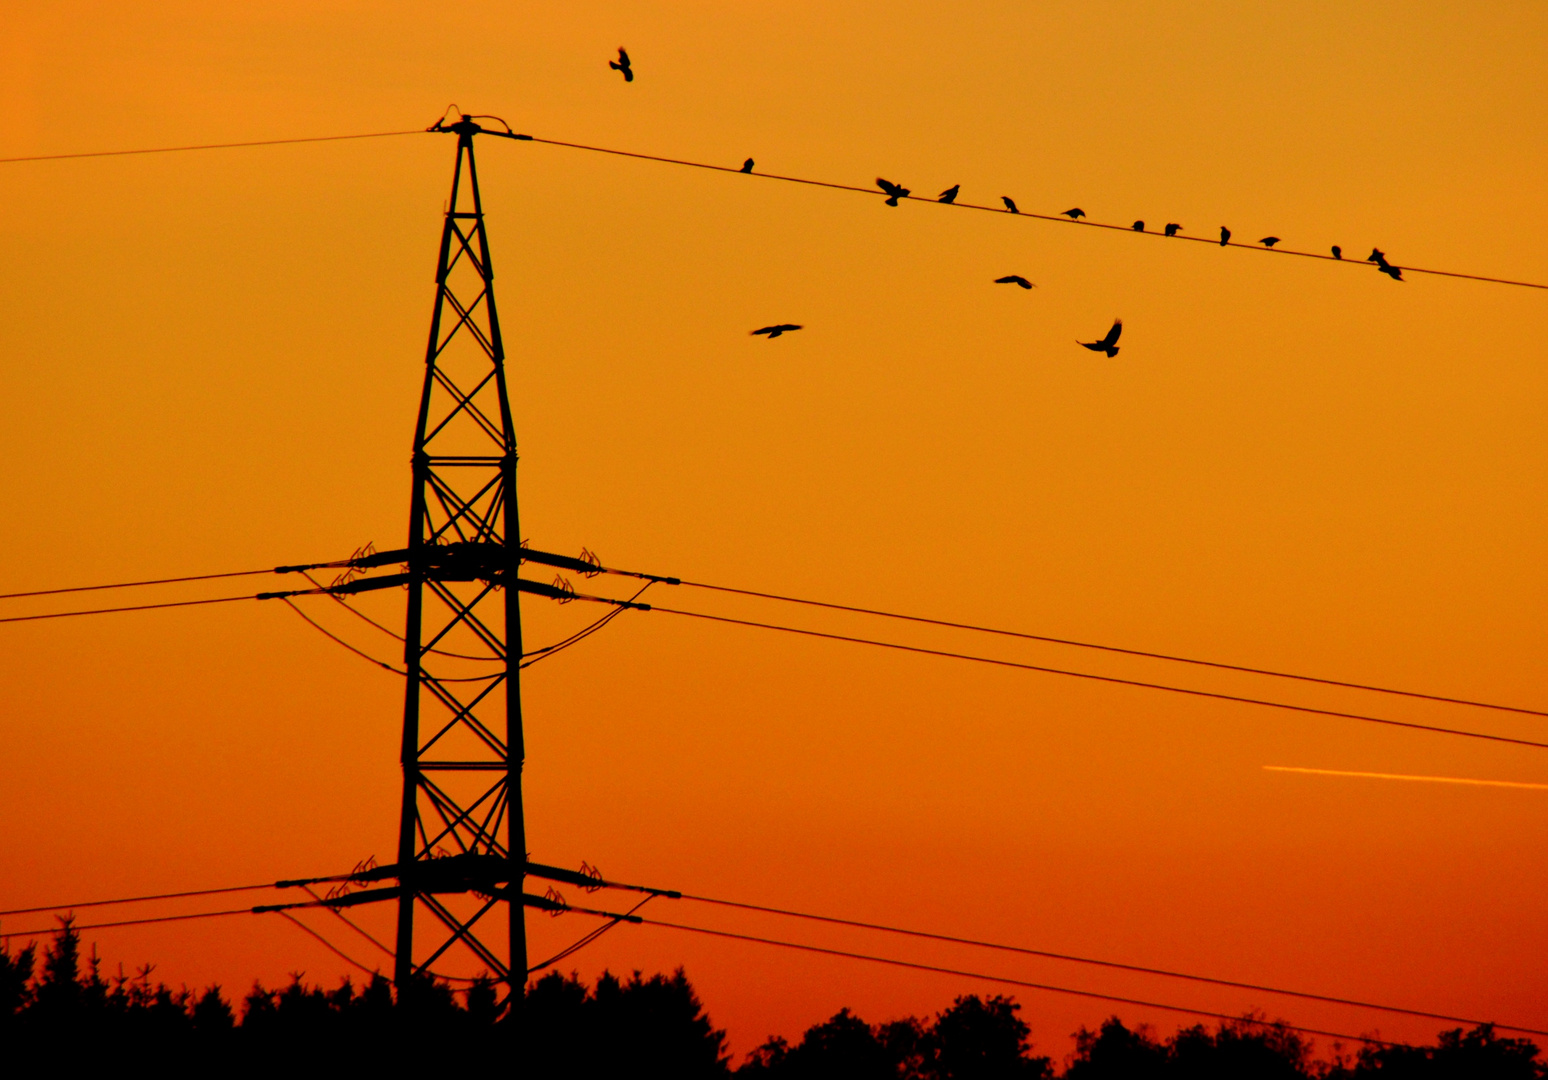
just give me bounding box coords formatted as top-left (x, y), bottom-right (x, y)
top-left (2, 1), bottom-right (1546, 1062)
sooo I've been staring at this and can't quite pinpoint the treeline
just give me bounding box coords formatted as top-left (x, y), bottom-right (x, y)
top-left (1, 923), bottom-right (1540, 1077)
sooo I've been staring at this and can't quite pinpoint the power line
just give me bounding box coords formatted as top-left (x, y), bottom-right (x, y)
top-left (0, 882), bottom-right (278, 918)
top-left (0, 593), bottom-right (259, 625)
top-left (0, 129), bottom-right (422, 166)
top-left (272, 910), bottom-right (386, 979)
top-left (523, 136), bottom-right (1548, 292)
top-left (1, 907), bottom-right (254, 937)
top-left (674, 579), bottom-right (1548, 720)
top-left (1, 121), bottom-right (1536, 291)
top-left (528, 894), bottom-right (657, 974)
top-left (280, 596), bottom-right (404, 674)
top-left (639, 603), bottom-right (1548, 751)
top-left (297, 569), bottom-right (499, 663)
top-left (630, 913), bottom-right (1402, 1047)
top-left (0, 567), bottom-right (279, 602)
top-left (675, 891), bottom-right (1548, 1037)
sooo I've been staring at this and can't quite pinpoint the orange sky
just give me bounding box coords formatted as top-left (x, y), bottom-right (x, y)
top-left (2, 0), bottom-right (1547, 1062)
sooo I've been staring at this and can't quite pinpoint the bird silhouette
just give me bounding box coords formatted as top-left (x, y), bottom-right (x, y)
top-left (1219, 226), bottom-right (1231, 246)
top-left (610, 47), bottom-right (634, 82)
top-left (740, 158), bottom-right (754, 174)
top-left (1133, 220), bottom-right (1145, 232)
top-left (751, 324), bottom-right (803, 338)
top-left (1165, 223), bottom-right (1182, 237)
top-left (1366, 248), bottom-right (1404, 280)
top-left (876, 178), bottom-right (910, 207)
top-left (1259, 236), bottom-right (1280, 247)
top-left (938, 184), bottom-right (960, 204)
top-left (994, 275), bottom-right (1035, 289)
top-left (1063, 208), bottom-right (1085, 219)
top-left (1078, 319), bottom-right (1123, 357)
top-left (1002, 196), bottom-right (1019, 214)
top-left (1331, 245), bottom-right (1342, 260)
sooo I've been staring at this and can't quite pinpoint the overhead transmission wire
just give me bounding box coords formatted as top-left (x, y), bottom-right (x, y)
top-left (272, 911), bottom-right (385, 979)
top-left (4, 564), bottom-right (1544, 750)
top-left (0, 567), bottom-right (278, 602)
top-left (671, 578), bottom-right (1548, 720)
top-left (0, 129), bottom-right (422, 165)
top-left (7, 559), bottom-right (1544, 724)
top-left (520, 135), bottom-right (1548, 292)
top-left (527, 893), bottom-right (659, 974)
top-left (296, 569), bottom-right (499, 663)
top-left (1, 123), bottom-right (1539, 291)
top-left (601, 912), bottom-right (1402, 1048)
top-left (0, 882), bottom-right (278, 918)
top-left (632, 602), bottom-right (1548, 751)
top-left (672, 891), bottom-right (1548, 1037)
top-left (0, 594), bottom-right (259, 624)
top-left (7, 868), bottom-right (1538, 1039)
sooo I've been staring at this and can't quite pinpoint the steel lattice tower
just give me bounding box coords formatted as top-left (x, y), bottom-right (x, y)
top-left (393, 114), bottom-right (527, 1002)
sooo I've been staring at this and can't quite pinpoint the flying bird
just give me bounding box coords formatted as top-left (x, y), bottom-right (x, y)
top-left (876, 178), bottom-right (910, 207)
top-left (938, 184), bottom-right (960, 204)
top-left (610, 47), bottom-right (634, 82)
top-left (1001, 196), bottom-right (1019, 213)
top-left (994, 275), bottom-right (1035, 289)
top-left (1062, 208), bottom-right (1085, 220)
top-left (1133, 220), bottom-right (1145, 232)
top-left (740, 158), bottom-right (754, 174)
top-left (1259, 236), bottom-right (1280, 247)
top-left (751, 324), bottom-right (803, 338)
top-left (1164, 223), bottom-right (1182, 237)
top-left (1219, 226), bottom-right (1231, 246)
top-left (1331, 246), bottom-right (1342, 260)
top-left (1078, 319), bottom-right (1123, 357)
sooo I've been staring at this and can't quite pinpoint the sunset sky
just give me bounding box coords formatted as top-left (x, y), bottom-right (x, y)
top-left (2, 1), bottom-right (1546, 1061)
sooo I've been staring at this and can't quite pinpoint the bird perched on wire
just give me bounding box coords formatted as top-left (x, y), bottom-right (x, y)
top-left (1219, 226), bottom-right (1231, 246)
top-left (994, 275), bottom-right (1035, 289)
top-left (1078, 319), bottom-right (1123, 357)
top-left (1259, 236), bottom-right (1281, 248)
top-left (752, 323), bottom-right (803, 338)
top-left (1331, 246), bottom-right (1342, 260)
top-left (1367, 247), bottom-right (1403, 279)
top-left (876, 178), bottom-right (910, 207)
top-left (1002, 196), bottom-right (1019, 214)
top-left (1165, 223), bottom-right (1182, 237)
top-left (1132, 220), bottom-right (1145, 232)
top-left (740, 158), bottom-right (754, 174)
top-left (610, 47), bottom-right (634, 82)
top-left (1062, 207), bottom-right (1085, 220)
top-left (938, 184), bottom-right (960, 204)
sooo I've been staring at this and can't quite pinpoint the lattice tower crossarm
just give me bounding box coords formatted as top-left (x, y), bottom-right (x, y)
top-left (393, 115), bottom-right (527, 1007)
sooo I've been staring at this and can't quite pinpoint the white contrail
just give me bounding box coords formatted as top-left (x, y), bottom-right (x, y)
top-left (1264, 765), bottom-right (1548, 790)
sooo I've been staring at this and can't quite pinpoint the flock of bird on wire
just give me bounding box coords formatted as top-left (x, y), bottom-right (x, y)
top-left (609, 47), bottom-right (1402, 359)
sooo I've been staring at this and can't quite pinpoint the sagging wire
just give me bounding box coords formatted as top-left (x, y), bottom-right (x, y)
top-left (519, 581), bottom-right (655, 670)
top-left (527, 893), bottom-right (659, 974)
top-left (279, 597), bottom-right (503, 683)
top-left (298, 568), bottom-right (501, 664)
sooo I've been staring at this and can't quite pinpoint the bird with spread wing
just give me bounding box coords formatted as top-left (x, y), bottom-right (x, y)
top-left (751, 324), bottom-right (803, 339)
top-left (876, 178), bottom-right (910, 207)
top-left (994, 275), bottom-right (1035, 290)
top-left (1078, 319), bottom-right (1123, 357)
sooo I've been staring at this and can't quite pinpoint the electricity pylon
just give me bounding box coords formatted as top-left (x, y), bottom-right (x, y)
top-left (392, 113), bottom-right (528, 1003)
